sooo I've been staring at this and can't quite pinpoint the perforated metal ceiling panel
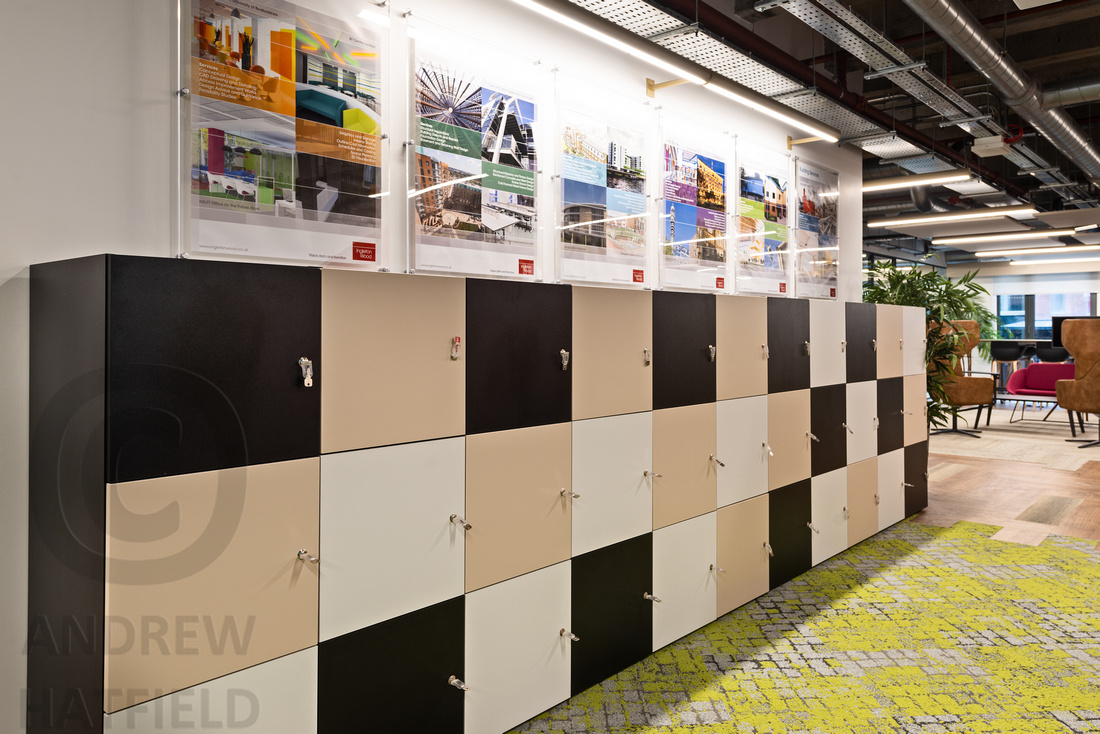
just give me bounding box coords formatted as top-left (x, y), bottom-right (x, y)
top-left (659, 33), bottom-right (805, 97)
top-left (782, 93), bottom-right (884, 139)
top-left (571, 0), bottom-right (687, 36)
top-left (853, 134), bottom-right (926, 161)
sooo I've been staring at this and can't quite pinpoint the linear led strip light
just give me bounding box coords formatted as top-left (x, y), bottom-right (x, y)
top-left (867, 204), bottom-right (1036, 228)
top-left (1010, 256), bottom-right (1100, 266)
top-left (509, 0), bottom-right (841, 143)
top-left (932, 228), bottom-right (1076, 246)
top-left (861, 170), bottom-right (972, 193)
top-left (979, 245), bottom-right (1100, 258)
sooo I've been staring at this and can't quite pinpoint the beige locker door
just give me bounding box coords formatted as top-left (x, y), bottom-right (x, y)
top-left (904, 374), bottom-right (928, 446)
top-left (104, 458), bottom-right (320, 712)
top-left (716, 495), bottom-right (769, 616)
top-left (572, 287), bottom-right (652, 420)
top-left (321, 269), bottom-right (466, 454)
top-left (767, 390), bottom-right (811, 491)
top-left (652, 403), bottom-right (717, 530)
top-left (465, 423), bottom-right (572, 593)
top-left (716, 295), bottom-right (768, 399)
top-left (876, 304), bottom-right (905, 379)
top-left (847, 457), bottom-right (879, 547)
top-left (903, 306), bottom-right (927, 376)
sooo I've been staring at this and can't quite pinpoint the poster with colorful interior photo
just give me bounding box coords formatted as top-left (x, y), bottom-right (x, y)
top-left (794, 159), bottom-right (840, 299)
top-left (412, 56), bottom-right (538, 279)
top-left (660, 142), bottom-right (728, 292)
top-left (736, 148), bottom-right (791, 295)
top-left (188, 0), bottom-right (385, 267)
top-left (559, 111), bottom-right (648, 286)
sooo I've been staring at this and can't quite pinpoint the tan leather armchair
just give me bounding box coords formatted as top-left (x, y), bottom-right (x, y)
top-left (1056, 319), bottom-right (1100, 448)
top-left (931, 319), bottom-right (995, 437)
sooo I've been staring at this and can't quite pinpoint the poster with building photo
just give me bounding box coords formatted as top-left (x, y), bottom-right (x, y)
top-left (412, 55), bottom-right (538, 279)
top-left (660, 142), bottom-right (728, 292)
top-left (188, 0), bottom-right (385, 266)
top-left (736, 147), bottom-right (791, 295)
top-left (559, 110), bottom-right (648, 285)
top-left (794, 160), bottom-right (840, 299)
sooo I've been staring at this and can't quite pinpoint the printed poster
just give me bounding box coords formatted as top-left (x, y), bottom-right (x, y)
top-left (189, 0), bottom-right (385, 266)
top-left (559, 111), bottom-right (648, 286)
top-left (794, 160), bottom-right (840, 299)
top-left (736, 147), bottom-right (790, 295)
top-left (661, 142), bottom-right (728, 292)
top-left (412, 56), bottom-right (538, 279)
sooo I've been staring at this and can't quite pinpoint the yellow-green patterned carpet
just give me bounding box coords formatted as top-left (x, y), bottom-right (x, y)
top-left (512, 521), bottom-right (1100, 733)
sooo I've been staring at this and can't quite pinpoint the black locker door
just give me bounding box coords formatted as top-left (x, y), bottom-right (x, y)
top-left (318, 595), bottom-right (465, 733)
top-left (846, 302), bottom-right (877, 383)
top-left (767, 298), bottom-right (810, 393)
top-left (878, 378), bottom-right (905, 454)
top-left (107, 255), bottom-right (321, 483)
top-left (905, 441), bottom-right (930, 516)
top-left (571, 532), bottom-right (653, 696)
top-left (810, 384), bottom-right (847, 477)
top-left (652, 290), bottom-right (716, 410)
top-left (768, 480), bottom-right (812, 589)
top-left (466, 278), bottom-right (572, 435)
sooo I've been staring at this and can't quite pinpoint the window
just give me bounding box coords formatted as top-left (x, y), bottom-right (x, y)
top-left (996, 293), bottom-right (1094, 339)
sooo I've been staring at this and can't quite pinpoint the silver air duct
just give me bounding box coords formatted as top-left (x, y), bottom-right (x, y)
top-left (1042, 75), bottom-right (1100, 110)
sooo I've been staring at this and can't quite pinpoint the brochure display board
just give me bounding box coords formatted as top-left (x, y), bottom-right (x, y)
top-left (736, 145), bottom-right (791, 295)
top-left (660, 141), bottom-right (729, 292)
top-left (794, 160), bottom-right (840, 299)
top-left (188, 0), bottom-right (385, 266)
top-left (558, 110), bottom-right (649, 287)
top-left (412, 55), bottom-right (539, 279)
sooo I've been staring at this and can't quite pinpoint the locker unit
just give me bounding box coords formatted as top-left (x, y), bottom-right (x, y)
top-left (716, 495), bottom-right (770, 616)
top-left (768, 480), bottom-right (813, 589)
top-left (466, 278), bottom-right (572, 435)
top-left (847, 458), bottom-right (879, 547)
top-left (846, 302), bottom-right (877, 384)
top-left (716, 295), bottom-right (768, 399)
top-left (652, 513), bottom-right (718, 651)
top-left (902, 307), bottom-right (928, 376)
top-left (766, 297), bottom-right (811, 393)
top-left (652, 290), bottom-right (717, 410)
top-left (810, 384), bottom-right (847, 477)
top-left (877, 377), bottom-right (905, 455)
top-left (652, 403), bottom-right (718, 530)
top-left (905, 441), bottom-right (930, 516)
top-left (809, 299), bottom-right (847, 388)
top-left (811, 468), bottom-right (848, 565)
top-left (845, 380), bottom-right (878, 464)
top-left (716, 396), bottom-right (769, 507)
top-left (903, 374), bottom-right (928, 446)
top-left (572, 286), bottom-right (653, 420)
top-left (876, 304), bottom-right (906, 379)
top-left (877, 449), bottom-right (907, 530)
top-left (767, 389), bottom-right (812, 490)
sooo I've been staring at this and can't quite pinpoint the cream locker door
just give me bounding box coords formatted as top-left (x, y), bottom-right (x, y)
top-left (845, 380), bottom-right (878, 464)
top-left (465, 561), bottom-right (572, 734)
top-left (104, 459), bottom-right (319, 712)
top-left (767, 390), bottom-right (812, 491)
top-left (716, 295), bottom-right (768, 399)
top-left (809, 299), bottom-right (846, 388)
top-left (652, 403), bottom-right (717, 530)
top-left (716, 495), bottom-right (769, 616)
top-left (104, 648), bottom-right (317, 733)
top-left (904, 374), bottom-right (928, 446)
top-left (877, 304), bottom-right (905, 378)
top-left (466, 423), bottom-right (572, 592)
top-left (811, 468), bottom-right (848, 565)
top-left (321, 269), bottom-right (466, 454)
top-left (652, 513), bottom-right (718, 651)
top-left (572, 412), bottom-right (653, 557)
top-left (319, 437), bottom-right (465, 641)
top-left (572, 286), bottom-right (652, 420)
top-left (716, 396), bottom-right (769, 506)
top-left (847, 457), bottom-right (879, 547)
top-left (903, 306), bottom-right (927, 376)
top-left (878, 449), bottom-right (906, 530)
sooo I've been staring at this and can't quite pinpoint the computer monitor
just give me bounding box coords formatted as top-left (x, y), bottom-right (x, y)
top-left (1051, 316), bottom-right (1100, 347)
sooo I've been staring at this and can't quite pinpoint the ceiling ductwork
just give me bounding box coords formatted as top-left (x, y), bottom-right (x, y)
top-left (900, 0), bottom-right (1100, 187)
top-left (1042, 75), bottom-right (1100, 111)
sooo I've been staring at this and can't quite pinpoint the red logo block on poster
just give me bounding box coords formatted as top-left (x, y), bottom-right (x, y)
top-left (633, 269), bottom-right (645, 284)
top-left (715, 277), bottom-right (725, 290)
top-left (830, 287), bottom-right (837, 298)
top-left (352, 242), bottom-right (377, 262)
top-left (779, 283), bottom-right (787, 293)
top-left (518, 259), bottom-right (535, 275)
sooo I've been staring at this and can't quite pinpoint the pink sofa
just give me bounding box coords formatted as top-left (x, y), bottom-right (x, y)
top-left (1002, 361), bottom-right (1076, 423)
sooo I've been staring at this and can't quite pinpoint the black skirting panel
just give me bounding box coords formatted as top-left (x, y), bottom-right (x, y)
top-left (877, 378), bottom-right (905, 455)
top-left (768, 480), bottom-right (812, 589)
top-left (766, 298), bottom-right (810, 393)
top-left (810, 384), bottom-right (847, 477)
top-left (846, 302), bottom-right (877, 384)
top-left (652, 291), bottom-right (716, 410)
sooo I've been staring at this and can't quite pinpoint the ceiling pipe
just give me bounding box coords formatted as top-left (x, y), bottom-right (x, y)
top-left (911, 185), bottom-right (961, 213)
top-left (645, 0), bottom-right (1029, 199)
top-left (1042, 75), bottom-right (1100, 110)
top-left (899, 0), bottom-right (1100, 187)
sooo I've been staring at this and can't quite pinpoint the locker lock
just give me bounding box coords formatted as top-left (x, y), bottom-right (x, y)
top-left (804, 341), bottom-right (811, 355)
top-left (902, 481), bottom-right (914, 489)
top-left (762, 344), bottom-right (770, 359)
top-left (448, 675), bottom-right (470, 691)
top-left (560, 349), bottom-right (570, 370)
top-left (560, 628), bottom-right (580, 642)
top-left (710, 564), bottom-right (726, 573)
top-left (842, 423), bottom-right (854, 434)
top-left (451, 336), bottom-right (461, 361)
top-left (709, 454), bottom-right (726, 468)
top-left (873, 416), bottom-right (880, 430)
top-left (298, 357), bottom-right (314, 388)
top-left (450, 514), bottom-right (472, 531)
top-left (709, 344), bottom-right (717, 362)
top-left (840, 340), bottom-right (846, 352)
top-left (899, 338), bottom-right (904, 350)
top-left (762, 442), bottom-right (773, 457)
top-left (807, 432), bottom-right (820, 443)
top-left (297, 549), bottom-right (320, 564)
top-left (643, 469), bottom-right (662, 479)
top-left (643, 592), bottom-right (662, 603)
top-left (842, 506), bottom-right (849, 519)
top-left (874, 493), bottom-right (881, 505)
top-left (871, 339), bottom-right (878, 352)
top-left (560, 489), bottom-right (580, 499)
top-left (644, 347), bottom-right (652, 366)
top-left (900, 410), bottom-right (913, 416)
top-left (807, 522), bottom-right (820, 534)
top-left (763, 541), bottom-right (774, 557)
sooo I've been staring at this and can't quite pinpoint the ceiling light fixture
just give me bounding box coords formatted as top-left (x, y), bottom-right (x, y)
top-left (867, 204), bottom-right (1037, 228)
top-left (978, 245), bottom-right (1100, 257)
top-left (862, 170), bottom-right (972, 193)
top-left (508, 0), bottom-right (840, 143)
top-left (1009, 256), bottom-right (1100, 266)
top-left (1075, 224), bottom-right (1099, 232)
top-left (931, 228), bottom-right (1075, 245)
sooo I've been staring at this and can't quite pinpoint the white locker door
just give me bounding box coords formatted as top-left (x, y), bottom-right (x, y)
top-left (845, 381), bottom-right (878, 464)
top-left (103, 648), bottom-right (317, 734)
top-left (319, 437), bottom-right (466, 641)
top-left (811, 468), bottom-right (848, 565)
top-left (572, 412), bottom-right (653, 557)
top-left (652, 512), bottom-right (718, 651)
top-left (878, 449), bottom-right (906, 530)
top-left (464, 561), bottom-right (572, 734)
top-left (716, 396), bottom-right (769, 507)
top-left (809, 299), bottom-right (847, 388)
top-left (903, 307), bottom-right (927, 376)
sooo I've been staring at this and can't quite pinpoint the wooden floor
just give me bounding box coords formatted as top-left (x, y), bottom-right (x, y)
top-left (915, 451), bottom-right (1100, 548)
